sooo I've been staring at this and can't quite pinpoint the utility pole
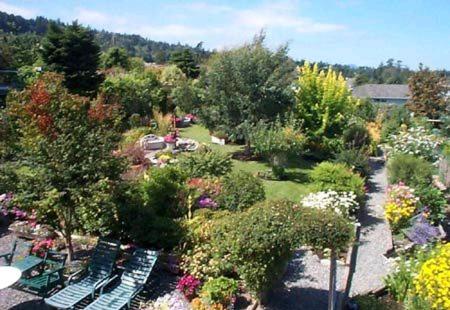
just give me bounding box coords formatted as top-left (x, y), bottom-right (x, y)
top-left (328, 248), bottom-right (337, 310)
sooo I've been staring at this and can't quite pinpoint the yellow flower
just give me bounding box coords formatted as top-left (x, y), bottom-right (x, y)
top-left (414, 243), bottom-right (450, 309)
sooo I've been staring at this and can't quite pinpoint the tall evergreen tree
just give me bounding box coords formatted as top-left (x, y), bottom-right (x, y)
top-left (169, 49), bottom-right (199, 78)
top-left (41, 22), bottom-right (103, 96)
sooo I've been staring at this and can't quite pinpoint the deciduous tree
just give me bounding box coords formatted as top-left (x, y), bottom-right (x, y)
top-left (7, 73), bottom-right (125, 261)
top-left (406, 66), bottom-right (448, 119)
top-left (200, 34), bottom-right (295, 145)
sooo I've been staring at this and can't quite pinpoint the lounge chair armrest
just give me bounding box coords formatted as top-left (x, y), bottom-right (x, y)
top-left (99, 275), bottom-right (119, 295)
top-left (128, 285), bottom-right (144, 308)
top-left (90, 275), bottom-right (111, 298)
top-left (67, 268), bottom-right (87, 284)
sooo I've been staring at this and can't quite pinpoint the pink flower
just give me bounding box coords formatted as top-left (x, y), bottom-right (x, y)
top-left (176, 274), bottom-right (201, 300)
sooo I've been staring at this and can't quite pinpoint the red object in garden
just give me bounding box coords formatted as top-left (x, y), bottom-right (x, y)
top-left (176, 274), bottom-right (201, 300)
top-left (185, 114), bottom-right (198, 123)
top-left (164, 129), bottom-right (179, 144)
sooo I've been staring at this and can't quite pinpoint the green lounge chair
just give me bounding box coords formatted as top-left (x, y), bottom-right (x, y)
top-left (84, 248), bottom-right (159, 310)
top-left (18, 250), bottom-right (68, 296)
top-left (44, 238), bottom-right (120, 309)
top-left (0, 238), bottom-right (45, 273)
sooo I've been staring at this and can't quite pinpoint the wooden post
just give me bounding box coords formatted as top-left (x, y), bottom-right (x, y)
top-left (328, 249), bottom-right (337, 310)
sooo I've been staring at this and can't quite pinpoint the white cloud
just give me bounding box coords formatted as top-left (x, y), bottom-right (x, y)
top-left (74, 8), bottom-right (127, 29)
top-left (66, 2), bottom-right (346, 49)
top-left (171, 2), bottom-right (232, 14)
top-left (0, 1), bottom-right (37, 18)
top-left (234, 3), bottom-right (345, 33)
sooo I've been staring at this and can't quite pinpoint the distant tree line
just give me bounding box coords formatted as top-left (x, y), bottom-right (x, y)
top-left (0, 10), bottom-right (209, 67)
top-left (298, 58), bottom-right (449, 85)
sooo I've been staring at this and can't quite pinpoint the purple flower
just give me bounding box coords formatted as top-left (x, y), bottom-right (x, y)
top-left (405, 214), bottom-right (440, 245)
top-left (12, 207), bottom-right (27, 220)
top-left (198, 196), bottom-right (218, 209)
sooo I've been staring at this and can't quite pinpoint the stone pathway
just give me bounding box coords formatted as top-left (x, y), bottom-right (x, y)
top-left (266, 157), bottom-right (393, 309)
top-left (265, 249), bottom-right (348, 310)
top-left (350, 157), bottom-right (394, 296)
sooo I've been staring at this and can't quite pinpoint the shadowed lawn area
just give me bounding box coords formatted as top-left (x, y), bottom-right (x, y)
top-left (180, 124), bottom-right (316, 201)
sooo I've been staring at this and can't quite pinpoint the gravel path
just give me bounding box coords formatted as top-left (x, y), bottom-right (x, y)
top-left (265, 157), bottom-right (393, 309)
top-left (349, 157), bottom-right (394, 296)
top-left (265, 249), bottom-right (348, 310)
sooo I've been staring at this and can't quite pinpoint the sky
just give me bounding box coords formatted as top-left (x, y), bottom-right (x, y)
top-left (1, 0), bottom-right (449, 69)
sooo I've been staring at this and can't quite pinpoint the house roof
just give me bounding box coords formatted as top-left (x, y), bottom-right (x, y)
top-left (352, 84), bottom-right (409, 99)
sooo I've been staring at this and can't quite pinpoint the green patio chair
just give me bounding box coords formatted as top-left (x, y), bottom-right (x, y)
top-left (0, 238), bottom-right (45, 273)
top-left (84, 248), bottom-right (159, 310)
top-left (44, 238), bottom-right (120, 309)
top-left (18, 250), bottom-right (68, 296)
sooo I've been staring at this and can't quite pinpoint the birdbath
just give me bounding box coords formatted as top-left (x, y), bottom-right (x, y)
top-left (0, 266), bottom-right (21, 289)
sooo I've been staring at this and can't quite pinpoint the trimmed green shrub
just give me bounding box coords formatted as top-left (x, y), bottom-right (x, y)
top-left (217, 170), bottom-right (265, 211)
top-left (334, 148), bottom-right (371, 178)
top-left (199, 276), bottom-right (239, 307)
top-left (178, 148), bottom-right (232, 178)
top-left (118, 166), bottom-right (188, 249)
top-left (343, 124), bottom-right (372, 150)
top-left (310, 162), bottom-right (365, 204)
top-left (211, 200), bottom-right (353, 299)
top-left (117, 182), bottom-right (183, 249)
top-left (387, 154), bottom-right (434, 187)
top-left (0, 163), bottom-right (19, 194)
top-left (212, 200), bottom-right (299, 298)
top-left (139, 166), bottom-right (187, 218)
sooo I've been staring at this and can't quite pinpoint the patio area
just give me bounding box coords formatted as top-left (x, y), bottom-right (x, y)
top-left (0, 226), bottom-right (179, 310)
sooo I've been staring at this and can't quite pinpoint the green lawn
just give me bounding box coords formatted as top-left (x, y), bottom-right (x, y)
top-left (180, 124), bottom-right (316, 201)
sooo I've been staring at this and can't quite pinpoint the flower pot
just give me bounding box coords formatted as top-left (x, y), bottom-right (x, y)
top-left (211, 135), bottom-right (226, 145)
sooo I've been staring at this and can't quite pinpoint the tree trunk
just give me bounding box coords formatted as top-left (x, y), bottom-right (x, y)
top-left (65, 230), bottom-right (74, 262)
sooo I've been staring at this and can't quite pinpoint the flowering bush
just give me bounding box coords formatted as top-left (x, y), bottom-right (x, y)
top-left (414, 243), bottom-right (450, 309)
top-left (32, 238), bottom-right (54, 257)
top-left (384, 245), bottom-right (434, 306)
top-left (0, 192), bottom-right (14, 217)
top-left (197, 196), bottom-right (218, 209)
top-left (301, 190), bottom-right (359, 219)
top-left (187, 178), bottom-right (222, 211)
top-left (388, 126), bottom-right (442, 162)
top-left (384, 183), bottom-right (419, 232)
top-left (405, 214), bottom-right (440, 245)
top-left (176, 274), bottom-right (202, 300)
top-left (0, 193), bottom-right (27, 220)
top-left (142, 291), bottom-right (190, 310)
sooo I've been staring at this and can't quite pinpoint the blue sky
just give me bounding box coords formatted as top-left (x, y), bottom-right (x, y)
top-left (2, 0), bottom-right (449, 69)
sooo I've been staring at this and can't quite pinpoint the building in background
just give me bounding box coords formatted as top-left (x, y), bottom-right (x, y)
top-left (351, 84), bottom-right (409, 104)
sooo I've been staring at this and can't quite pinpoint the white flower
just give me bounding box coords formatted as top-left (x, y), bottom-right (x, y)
top-left (301, 190), bottom-right (359, 219)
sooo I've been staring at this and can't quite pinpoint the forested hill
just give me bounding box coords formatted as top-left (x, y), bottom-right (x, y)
top-left (0, 11), bottom-right (208, 63)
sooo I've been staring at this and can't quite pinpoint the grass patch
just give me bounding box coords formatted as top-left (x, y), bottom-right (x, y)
top-left (180, 124), bottom-right (316, 201)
